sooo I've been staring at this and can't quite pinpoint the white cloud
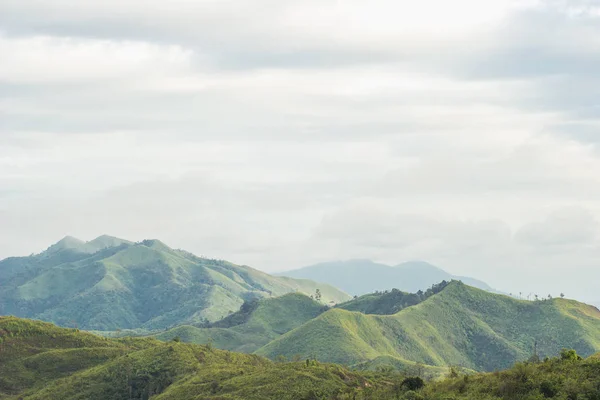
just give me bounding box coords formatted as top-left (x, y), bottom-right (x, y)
top-left (0, 35), bottom-right (194, 84)
top-left (1, 0), bottom-right (600, 304)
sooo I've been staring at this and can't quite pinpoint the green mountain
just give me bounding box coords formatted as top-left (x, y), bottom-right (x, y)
top-left (0, 236), bottom-right (350, 331)
top-left (279, 259), bottom-right (494, 296)
top-left (257, 281), bottom-right (600, 372)
top-left (336, 282), bottom-right (450, 315)
top-left (423, 350), bottom-right (600, 400)
top-left (153, 293), bottom-right (326, 353)
top-left (0, 316), bottom-right (390, 400)
top-left (2, 316), bottom-right (600, 400)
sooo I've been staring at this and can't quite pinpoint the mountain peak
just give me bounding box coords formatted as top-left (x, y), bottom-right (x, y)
top-left (395, 261), bottom-right (445, 272)
top-left (45, 236), bottom-right (86, 254)
top-left (87, 235), bottom-right (132, 251)
top-left (139, 239), bottom-right (172, 252)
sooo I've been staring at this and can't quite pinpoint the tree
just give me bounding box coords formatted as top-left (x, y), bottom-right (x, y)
top-left (560, 349), bottom-right (581, 362)
top-left (528, 340), bottom-right (540, 363)
top-left (401, 377), bottom-right (425, 391)
top-left (276, 355), bottom-right (287, 363)
top-left (314, 289), bottom-right (322, 302)
top-left (560, 293), bottom-right (565, 298)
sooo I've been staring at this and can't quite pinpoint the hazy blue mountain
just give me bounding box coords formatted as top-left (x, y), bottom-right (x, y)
top-left (278, 259), bottom-right (494, 296)
top-left (0, 236), bottom-right (350, 331)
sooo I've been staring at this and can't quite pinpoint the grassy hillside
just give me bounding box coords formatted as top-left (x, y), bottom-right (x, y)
top-left (3, 316), bottom-right (599, 400)
top-left (257, 281), bottom-right (600, 372)
top-left (0, 316), bottom-right (399, 400)
top-left (423, 350), bottom-right (600, 400)
top-left (154, 293), bottom-right (326, 353)
top-left (0, 236), bottom-right (350, 331)
top-left (279, 260), bottom-right (494, 296)
top-left (336, 281), bottom-right (449, 315)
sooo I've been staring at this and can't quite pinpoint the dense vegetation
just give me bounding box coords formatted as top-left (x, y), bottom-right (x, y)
top-left (422, 349), bottom-right (600, 400)
top-left (1, 316), bottom-right (599, 400)
top-left (258, 282), bottom-right (600, 371)
top-left (0, 236), bottom-right (350, 331)
top-left (336, 281), bottom-right (451, 315)
top-left (279, 260), bottom-right (493, 296)
top-left (0, 316), bottom-right (416, 400)
top-left (153, 293), bottom-right (327, 353)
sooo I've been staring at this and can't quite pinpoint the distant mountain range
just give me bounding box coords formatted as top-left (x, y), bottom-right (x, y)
top-left (278, 259), bottom-right (494, 296)
top-left (2, 237), bottom-right (599, 376)
top-left (0, 236), bottom-right (350, 331)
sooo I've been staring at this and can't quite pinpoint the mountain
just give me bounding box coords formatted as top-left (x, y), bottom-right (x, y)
top-left (2, 316), bottom-right (600, 400)
top-left (0, 236), bottom-right (350, 331)
top-left (0, 316), bottom-right (374, 400)
top-left (153, 292), bottom-right (326, 353)
top-left (278, 259), bottom-right (494, 296)
top-left (44, 235), bottom-right (133, 255)
top-left (256, 281), bottom-right (600, 372)
top-left (335, 281), bottom-right (450, 315)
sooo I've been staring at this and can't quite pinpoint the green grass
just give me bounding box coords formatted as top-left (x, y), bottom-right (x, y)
top-left (0, 316), bottom-right (390, 400)
top-left (2, 316), bottom-right (600, 400)
top-left (154, 293), bottom-right (326, 353)
top-left (422, 352), bottom-right (600, 400)
top-left (0, 236), bottom-right (350, 331)
top-left (257, 282), bottom-right (600, 372)
top-left (336, 282), bottom-right (449, 315)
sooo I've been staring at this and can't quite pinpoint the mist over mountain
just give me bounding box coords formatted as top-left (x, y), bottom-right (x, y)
top-left (278, 259), bottom-right (494, 296)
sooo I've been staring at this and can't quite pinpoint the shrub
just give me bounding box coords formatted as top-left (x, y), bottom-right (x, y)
top-left (402, 377), bottom-right (425, 391)
top-left (540, 380), bottom-right (559, 398)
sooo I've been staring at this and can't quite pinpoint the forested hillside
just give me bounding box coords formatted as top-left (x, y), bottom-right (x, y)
top-left (154, 293), bottom-right (327, 353)
top-left (258, 282), bottom-right (600, 371)
top-left (0, 236), bottom-right (349, 331)
top-left (1, 316), bottom-right (599, 400)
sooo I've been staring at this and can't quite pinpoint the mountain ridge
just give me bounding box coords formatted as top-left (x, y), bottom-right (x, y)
top-left (278, 259), bottom-right (494, 295)
top-left (256, 281), bottom-right (600, 371)
top-left (0, 236), bottom-right (350, 331)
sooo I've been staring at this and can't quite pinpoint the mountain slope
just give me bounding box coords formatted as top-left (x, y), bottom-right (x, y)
top-left (279, 259), bottom-right (493, 296)
top-left (3, 316), bottom-right (600, 400)
top-left (256, 281), bottom-right (600, 372)
top-left (335, 282), bottom-right (450, 315)
top-left (0, 237), bottom-right (350, 331)
top-left (154, 293), bottom-right (326, 353)
top-left (0, 316), bottom-right (385, 400)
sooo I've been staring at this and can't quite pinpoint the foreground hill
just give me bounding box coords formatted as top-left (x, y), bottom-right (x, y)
top-left (2, 316), bottom-right (600, 400)
top-left (257, 281), bottom-right (600, 371)
top-left (153, 293), bottom-right (326, 353)
top-left (279, 260), bottom-right (494, 296)
top-left (0, 316), bottom-right (398, 400)
top-left (0, 236), bottom-right (350, 331)
top-left (423, 350), bottom-right (600, 399)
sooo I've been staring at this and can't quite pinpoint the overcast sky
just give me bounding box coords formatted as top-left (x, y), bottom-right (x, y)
top-left (1, 0), bottom-right (600, 303)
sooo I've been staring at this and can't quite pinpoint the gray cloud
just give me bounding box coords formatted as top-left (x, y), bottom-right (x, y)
top-left (2, 0), bottom-right (600, 304)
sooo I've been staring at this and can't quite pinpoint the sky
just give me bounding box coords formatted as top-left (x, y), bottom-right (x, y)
top-left (1, 0), bottom-right (600, 303)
